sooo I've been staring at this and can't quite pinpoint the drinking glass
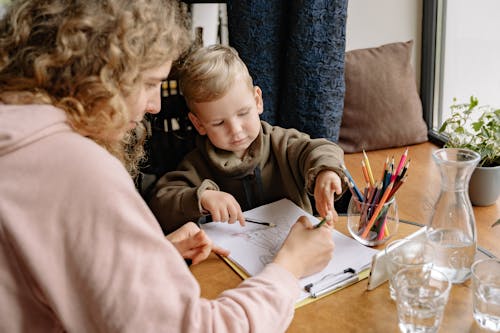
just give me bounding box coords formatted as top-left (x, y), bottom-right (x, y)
top-left (347, 196), bottom-right (398, 246)
top-left (471, 258), bottom-right (500, 331)
top-left (395, 267), bottom-right (451, 333)
top-left (385, 239), bottom-right (434, 300)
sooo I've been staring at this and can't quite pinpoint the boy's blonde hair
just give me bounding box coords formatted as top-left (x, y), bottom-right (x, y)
top-left (178, 44), bottom-right (254, 109)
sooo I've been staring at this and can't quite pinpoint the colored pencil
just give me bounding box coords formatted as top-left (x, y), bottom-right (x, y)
top-left (388, 175), bottom-right (408, 199)
top-left (341, 165), bottom-right (363, 201)
top-left (361, 160), bottom-right (371, 185)
top-left (396, 159), bottom-right (411, 182)
top-left (361, 182), bottom-right (393, 239)
top-left (362, 150), bottom-right (375, 186)
top-left (245, 218), bottom-right (276, 227)
top-left (314, 216), bottom-right (329, 229)
top-left (391, 147), bottom-right (408, 183)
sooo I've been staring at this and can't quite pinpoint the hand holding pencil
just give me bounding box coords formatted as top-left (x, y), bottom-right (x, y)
top-left (313, 170), bottom-right (342, 222)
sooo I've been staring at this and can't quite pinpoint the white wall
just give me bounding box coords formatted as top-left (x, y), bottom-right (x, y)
top-left (191, 4), bottom-right (220, 46)
top-left (346, 0), bottom-right (422, 82)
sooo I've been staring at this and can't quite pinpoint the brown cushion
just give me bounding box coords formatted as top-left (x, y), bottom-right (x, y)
top-left (338, 40), bottom-right (428, 153)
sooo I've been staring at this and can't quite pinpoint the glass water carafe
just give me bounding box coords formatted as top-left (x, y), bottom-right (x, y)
top-left (426, 148), bottom-right (480, 283)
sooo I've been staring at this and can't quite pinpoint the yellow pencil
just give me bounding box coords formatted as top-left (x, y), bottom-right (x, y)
top-left (363, 150), bottom-right (375, 186)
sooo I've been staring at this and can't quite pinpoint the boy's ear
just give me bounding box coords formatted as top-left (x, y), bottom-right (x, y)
top-left (254, 86), bottom-right (264, 115)
top-left (188, 112), bottom-right (207, 135)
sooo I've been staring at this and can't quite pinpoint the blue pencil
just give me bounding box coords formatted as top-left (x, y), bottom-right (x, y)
top-left (341, 165), bottom-right (364, 201)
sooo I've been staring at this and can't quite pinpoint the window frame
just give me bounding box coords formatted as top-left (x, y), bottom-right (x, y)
top-left (420, 0), bottom-right (447, 146)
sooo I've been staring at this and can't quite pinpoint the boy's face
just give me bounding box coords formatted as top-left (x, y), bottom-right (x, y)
top-left (188, 77), bottom-right (264, 158)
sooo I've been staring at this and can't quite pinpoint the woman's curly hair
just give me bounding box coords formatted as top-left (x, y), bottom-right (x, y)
top-left (0, 0), bottom-right (191, 177)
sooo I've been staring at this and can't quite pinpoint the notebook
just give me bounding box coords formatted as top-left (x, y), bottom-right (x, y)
top-left (201, 198), bottom-right (379, 307)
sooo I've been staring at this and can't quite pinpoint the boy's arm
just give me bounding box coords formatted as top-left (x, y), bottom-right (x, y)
top-left (286, 134), bottom-right (348, 218)
top-left (270, 125), bottom-right (347, 197)
top-left (149, 157), bottom-right (219, 234)
top-left (297, 138), bottom-right (347, 196)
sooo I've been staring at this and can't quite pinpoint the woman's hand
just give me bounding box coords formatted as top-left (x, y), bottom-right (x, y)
top-left (166, 222), bottom-right (230, 265)
top-left (273, 216), bottom-right (335, 279)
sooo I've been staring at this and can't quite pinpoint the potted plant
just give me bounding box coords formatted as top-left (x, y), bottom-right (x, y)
top-left (439, 96), bottom-right (500, 206)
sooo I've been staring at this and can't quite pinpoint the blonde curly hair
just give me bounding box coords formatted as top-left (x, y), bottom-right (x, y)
top-left (0, 0), bottom-right (191, 177)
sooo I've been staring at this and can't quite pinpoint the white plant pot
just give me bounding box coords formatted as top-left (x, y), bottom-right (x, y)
top-left (469, 165), bottom-right (500, 206)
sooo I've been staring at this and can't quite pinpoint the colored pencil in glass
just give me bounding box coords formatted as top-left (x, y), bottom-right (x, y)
top-left (362, 150), bottom-right (375, 186)
top-left (380, 156), bottom-right (389, 185)
top-left (391, 147), bottom-right (408, 183)
top-left (389, 175), bottom-right (408, 199)
top-left (371, 182), bottom-right (383, 205)
top-left (361, 182), bottom-right (393, 239)
top-left (361, 160), bottom-right (371, 185)
top-left (396, 159), bottom-right (411, 182)
top-left (345, 177), bottom-right (364, 202)
top-left (341, 165), bottom-right (364, 201)
top-left (341, 164), bottom-right (355, 185)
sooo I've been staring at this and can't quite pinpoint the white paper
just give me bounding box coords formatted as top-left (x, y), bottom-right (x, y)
top-left (202, 199), bottom-right (379, 302)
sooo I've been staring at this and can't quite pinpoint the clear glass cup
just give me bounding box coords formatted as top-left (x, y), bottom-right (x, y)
top-left (394, 267), bottom-right (451, 333)
top-left (347, 196), bottom-right (398, 246)
top-left (471, 258), bottom-right (500, 331)
top-left (385, 239), bottom-right (435, 300)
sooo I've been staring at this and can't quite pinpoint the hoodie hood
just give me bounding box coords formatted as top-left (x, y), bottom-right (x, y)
top-left (0, 104), bottom-right (70, 156)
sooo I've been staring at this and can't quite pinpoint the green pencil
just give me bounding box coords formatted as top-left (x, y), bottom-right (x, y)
top-left (314, 216), bottom-right (329, 229)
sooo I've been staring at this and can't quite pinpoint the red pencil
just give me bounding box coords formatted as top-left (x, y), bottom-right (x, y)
top-left (389, 175), bottom-right (408, 199)
top-left (391, 147), bottom-right (408, 183)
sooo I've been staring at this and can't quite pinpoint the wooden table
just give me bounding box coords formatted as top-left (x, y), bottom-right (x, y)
top-left (191, 142), bottom-right (500, 332)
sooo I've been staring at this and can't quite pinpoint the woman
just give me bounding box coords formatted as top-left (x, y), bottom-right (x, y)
top-left (0, 1), bottom-right (335, 332)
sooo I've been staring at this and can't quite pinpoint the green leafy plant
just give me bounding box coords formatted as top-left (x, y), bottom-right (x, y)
top-left (439, 96), bottom-right (500, 167)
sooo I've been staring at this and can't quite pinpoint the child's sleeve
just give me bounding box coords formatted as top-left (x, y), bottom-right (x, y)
top-left (149, 156), bottom-right (219, 234)
top-left (276, 127), bottom-right (347, 198)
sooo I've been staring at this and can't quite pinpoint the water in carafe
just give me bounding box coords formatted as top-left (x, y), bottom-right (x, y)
top-left (426, 148), bottom-right (480, 283)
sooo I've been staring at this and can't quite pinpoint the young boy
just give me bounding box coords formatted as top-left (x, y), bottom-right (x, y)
top-left (149, 44), bottom-right (347, 234)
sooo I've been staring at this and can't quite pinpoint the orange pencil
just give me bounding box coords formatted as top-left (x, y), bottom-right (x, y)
top-left (361, 182), bottom-right (393, 239)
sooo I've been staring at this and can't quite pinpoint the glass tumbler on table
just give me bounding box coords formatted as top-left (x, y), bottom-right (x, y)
top-left (385, 239), bottom-right (435, 300)
top-left (394, 267), bottom-right (451, 333)
top-left (471, 258), bottom-right (500, 331)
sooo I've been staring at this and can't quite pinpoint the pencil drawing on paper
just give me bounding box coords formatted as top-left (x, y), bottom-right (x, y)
top-left (232, 224), bottom-right (289, 265)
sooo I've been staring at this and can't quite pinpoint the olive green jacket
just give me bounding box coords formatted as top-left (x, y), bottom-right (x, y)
top-left (149, 121), bottom-right (346, 233)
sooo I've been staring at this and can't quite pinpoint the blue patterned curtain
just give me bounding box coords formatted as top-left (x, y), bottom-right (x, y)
top-left (226, 0), bottom-right (348, 142)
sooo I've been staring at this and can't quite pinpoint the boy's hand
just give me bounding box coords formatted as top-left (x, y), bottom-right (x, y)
top-left (200, 190), bottom-right (245, 226)
top-left (313, 170), bottom-right (342, 221)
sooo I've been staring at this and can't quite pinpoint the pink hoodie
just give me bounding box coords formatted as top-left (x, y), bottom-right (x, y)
top-left (0, 104), bottom-right (300, 332)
